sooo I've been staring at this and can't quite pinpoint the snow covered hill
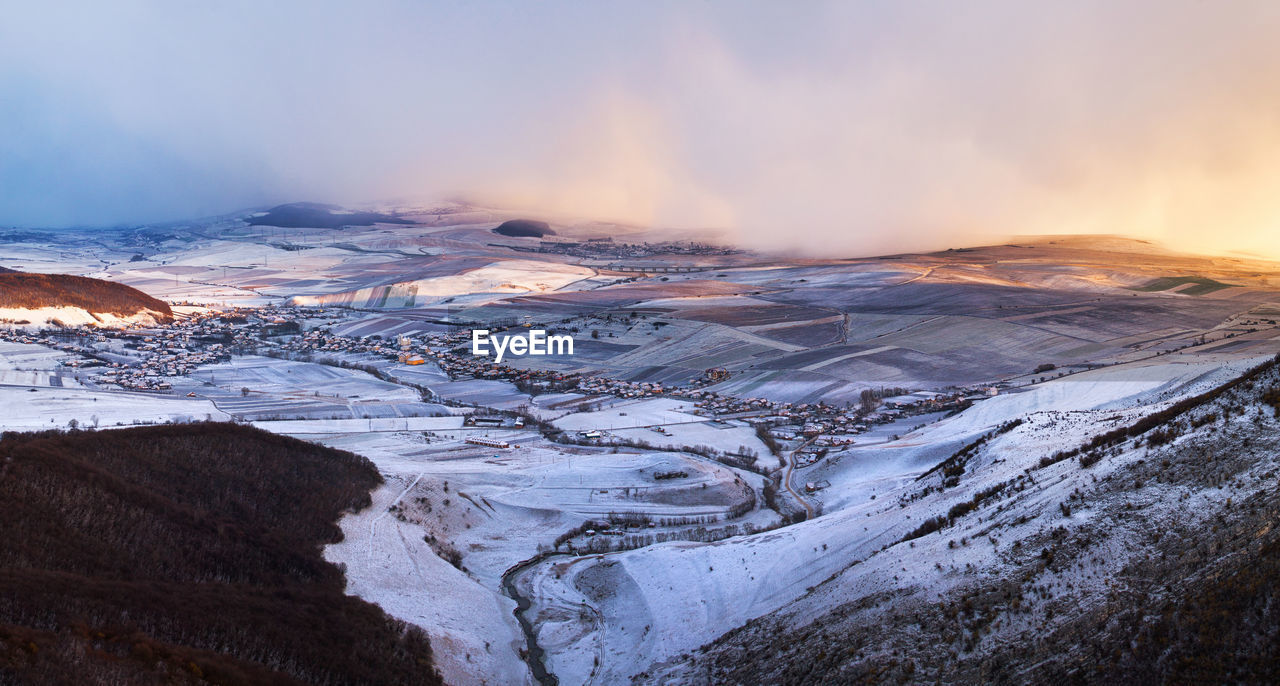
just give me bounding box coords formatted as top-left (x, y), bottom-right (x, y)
top-left (656, 354), bottom-right (1280, 683)
top-left (0, 271), bottom-right (172, 327)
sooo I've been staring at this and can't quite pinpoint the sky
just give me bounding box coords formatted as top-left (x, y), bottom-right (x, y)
top-left (4, 1), bottom-right (1280, 258)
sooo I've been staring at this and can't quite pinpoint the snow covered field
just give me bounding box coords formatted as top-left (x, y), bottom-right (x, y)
top-left (324, 474), bottom-right (533, 686)
top-left (190, 355), bottom-right (419, 401)
top-left (181, 355), bottom-right (442, 420)
top-left (288, 259), bottom-right (598, 308)
top-left (553, 397), bottom-right (705, 431)
top-left (251, 415), bottom-right (464, 434)
top-left (0, 341), bottom-right (73, 369)
top-left (0, 386), bottom-right (228, 430)
top-left (0, 342), bottom-right (87, 388)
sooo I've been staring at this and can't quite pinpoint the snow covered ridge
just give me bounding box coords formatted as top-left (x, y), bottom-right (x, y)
top-left (658, 354), bottom-right (1280, 683)
top-left (0, 270), bottom-right (173, 327)
top-left (0, 305), bottom-right (171, 329)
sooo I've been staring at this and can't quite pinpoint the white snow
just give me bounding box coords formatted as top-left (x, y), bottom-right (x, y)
top-left (324, 476), bottom-right (533, 686)
top-left (0, 306), bottom-right (169, 328)
top-left (0, 386), bottom-right (229, 430)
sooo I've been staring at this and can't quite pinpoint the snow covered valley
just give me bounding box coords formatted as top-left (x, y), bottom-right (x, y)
top-left (296, 352), bottom-right (1280, 684)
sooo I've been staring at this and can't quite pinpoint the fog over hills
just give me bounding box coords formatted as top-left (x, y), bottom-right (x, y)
top-left (8, 3), bottom-right (1280, 259)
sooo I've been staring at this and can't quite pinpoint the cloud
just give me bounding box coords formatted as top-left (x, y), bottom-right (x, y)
top-left (3, 1), bottom-right (1280, 258)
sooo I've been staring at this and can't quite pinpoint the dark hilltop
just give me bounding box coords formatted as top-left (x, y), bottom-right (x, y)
top-left (492, 219), bottom-right (556, 238)
top-left (246, 202), bottom-right (415, 229)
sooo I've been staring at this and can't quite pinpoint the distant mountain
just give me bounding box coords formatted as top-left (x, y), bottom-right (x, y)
top-left (492, 219), bottom-right (555, 238)
top-left (246, 202), bottom-right (415, 228)
top-left (0, 271), bottom-right (172, 326)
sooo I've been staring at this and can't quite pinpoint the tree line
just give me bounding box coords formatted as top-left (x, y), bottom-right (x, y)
top-left (0, 271), bottom-right (171, 319)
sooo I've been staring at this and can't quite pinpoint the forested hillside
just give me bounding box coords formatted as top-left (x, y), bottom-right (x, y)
top-left (0, 423), bottom-right (442, 685)
top-left (0, 271), bottom-right (172, 320)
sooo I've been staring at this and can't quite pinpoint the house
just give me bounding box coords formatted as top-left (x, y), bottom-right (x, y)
top-left (466, 436), bottom-right (509, 449)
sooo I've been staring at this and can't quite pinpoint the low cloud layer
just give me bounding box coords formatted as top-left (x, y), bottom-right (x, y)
top-left (4, 2), bottom-right (1280, 258)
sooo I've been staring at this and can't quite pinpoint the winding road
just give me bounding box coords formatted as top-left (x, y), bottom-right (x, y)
top-left (782, 438), bottom-right (817, 519)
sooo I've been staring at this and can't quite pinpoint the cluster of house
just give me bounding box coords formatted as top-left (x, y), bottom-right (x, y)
top-left (0, 318), bottom-right (237, 391)
top-left (278, 327), bottom-right (406, 358)
top-left (576, 376), bottom-right (667, 398)
top-left (364, 328), bottom-right (1000, 453)
top-left (92, 328), bottom-right (232, 390)
top-left (0, 328), bottom-right (106, 358)
top-left (506, 237), bottom-right (739, 261)
top-left (94, 367), bottom-right (174, 391)
top-left (124, 335), bottom-right (228, 375)
top-left (671, 391), bottom-right (998, 456)
top-left (80, 309), bottom-right (269, 389)
top-left (463, 415), bottom-right (525, 429)
top-left (5, 303), bottom-right (1001, 447)
top-left (80, 304), bottom-right (366, 390)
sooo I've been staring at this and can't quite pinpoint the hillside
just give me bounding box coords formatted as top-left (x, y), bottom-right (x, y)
top-left (492, 219), bottom-right (555, 238)
top-left (0, 423), bottom-right (443, 685)
top-left (246, 202), bottom-right (414, 228)
top-left (0, 271), bottom-right (172, 324)
top-left (659, 354), bottom-right (1280, 684)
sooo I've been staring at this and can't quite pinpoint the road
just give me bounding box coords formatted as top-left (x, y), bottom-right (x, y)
top-left (895, 265), bottom-right (936, 286)
top-left (782, 438), bottom-right (817, 519)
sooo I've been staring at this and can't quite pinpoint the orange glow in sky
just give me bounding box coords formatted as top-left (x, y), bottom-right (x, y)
top-left (4, 2), bottom-right (1280, 259)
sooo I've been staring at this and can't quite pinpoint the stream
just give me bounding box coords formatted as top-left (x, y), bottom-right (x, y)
top-left (501, 553), bottom-right (566, 686)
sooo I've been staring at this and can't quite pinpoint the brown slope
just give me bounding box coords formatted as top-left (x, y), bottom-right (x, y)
top-left (0, 423), bottom-right (443, 686)
top-left (0, 271), bottom-right (172, 321)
